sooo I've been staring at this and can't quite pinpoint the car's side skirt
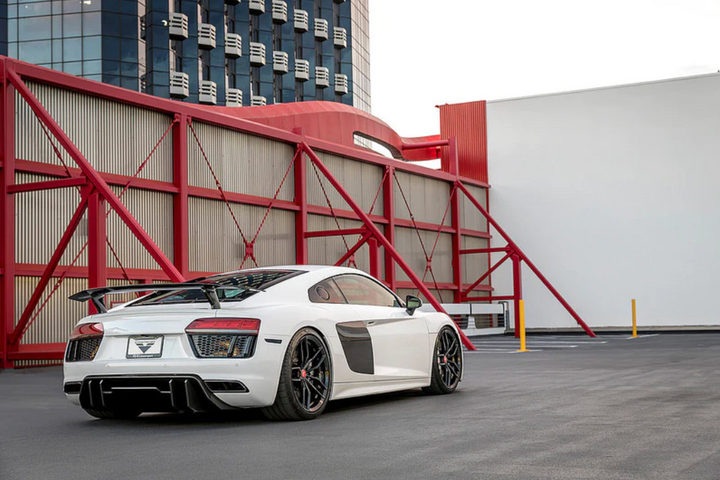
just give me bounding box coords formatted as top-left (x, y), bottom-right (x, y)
top-left (330, 377), bottom-right (431, 401)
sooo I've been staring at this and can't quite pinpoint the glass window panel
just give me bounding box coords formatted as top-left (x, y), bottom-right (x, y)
top-left (62, 0), bottom-right (82, 14)
top-left (83, 59), bottom-right (101, 75)
top-left (63, 13), bottom-right (81, 37)
top-left (18, 40), bottom-right (51, 63)
top-left (52, 2), bottom-right (62, 15)
top-left (151, 47), bottom-right (168, 72)
top-left (17, 2), bottom-right (51, 17)
top-left (82, 0), bottom-right (101, 12)
top-left (84, 74), bottom-right (102, 82)
top-left (8, 43), bottom-right (18, 59)
top-left (120, 38), bottom-right (136, 62)
top-left (52, 39), bottom-right (62, 62)
top-left (120, 0), bottom-right (136, 15)
top-left (18, 17), bottom-right (51, 41)
top-left (8, 6), bottom-right (17, 19)
top-left (51, 63), bottom-right (63, 71)
top-left (102, 60), bottom-right (120, 75)
top-left (52, 15), bottom-right (62, 37)
top-left (102, 74), bottom-right (120, 86)
top-left (8, 19), bottom-right (17, 42)
top-left (82, 12), bottom-right (101, 36)
top-left (63, 38), bottom-right (82, 61)
top-left (120, 14), bottom-right (136, 38)
top-left (82, 36), bottom-right (101, 60)
top-left (120, 61), bottom-right (137, 77)
top-left (63, 61), bottom-right (82, 75)
top-left (102, 12), bottom-right (120, 37)
top-left (120, 76), bottom-right (138, 90)
top-left (102, 35), bottom-right (120, 60)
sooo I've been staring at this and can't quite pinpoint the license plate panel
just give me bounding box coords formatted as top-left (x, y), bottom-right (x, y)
top-left (126, 335), bottom-right (164, 359)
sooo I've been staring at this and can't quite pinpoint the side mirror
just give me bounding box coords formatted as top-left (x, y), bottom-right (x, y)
top-left (405, 295), bottom-right (423, 315)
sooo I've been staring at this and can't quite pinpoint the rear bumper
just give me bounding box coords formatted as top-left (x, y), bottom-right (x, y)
top-left (63, 334), bottom-right (289, 409)
top-left (70, 375), bottom-right (243, 413)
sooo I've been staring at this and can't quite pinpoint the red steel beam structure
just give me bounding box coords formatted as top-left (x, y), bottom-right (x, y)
top-left (456, 182), bottom-right (596, 338)
top-left (5, 56), bottom-right (591, 365)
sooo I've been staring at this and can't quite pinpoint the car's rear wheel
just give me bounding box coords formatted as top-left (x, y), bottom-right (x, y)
top-left (262, 328), bottom-right (332, 421)
top-left (423, 326), bottom-right (462, 395)
top-left (83, 408), bottom-right (142, 420)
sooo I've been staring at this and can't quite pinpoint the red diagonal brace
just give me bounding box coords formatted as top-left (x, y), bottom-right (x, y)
top-left (462, 252), bottom-right (511, 299)
top-left (302, 143), bottom-right (476, 351)
top-left (335, 231), bottom-right (372, 267)
top-left (456, 181), bottom-right (595, 337)
top-left (9, 185), bottom-right (93, 344)
top-left (8, 70), bottom-right (184, 283)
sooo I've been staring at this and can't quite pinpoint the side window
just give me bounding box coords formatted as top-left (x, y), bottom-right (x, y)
top-left (333, 275), bottom-right (400, 308)
top-left (308, 278), bottom-right (347, 304)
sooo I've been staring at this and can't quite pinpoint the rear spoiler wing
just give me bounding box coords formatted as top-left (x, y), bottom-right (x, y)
top-left (69, 282), bottom-right (243, 313)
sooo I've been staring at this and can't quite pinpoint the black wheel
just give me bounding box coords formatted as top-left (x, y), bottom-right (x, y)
top-left (423, 326), bottom-right (462, 395)
top-left (83, 408), bottom-right (142, 420)
top-left (262, 328), bottom-right (332, 421)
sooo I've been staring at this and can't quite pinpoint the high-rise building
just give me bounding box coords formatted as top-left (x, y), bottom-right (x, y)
top-left (0, 0), bottom-right (370, 111)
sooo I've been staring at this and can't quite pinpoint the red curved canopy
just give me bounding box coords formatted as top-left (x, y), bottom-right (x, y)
top-left (200, 101), bottom-right (443, 162)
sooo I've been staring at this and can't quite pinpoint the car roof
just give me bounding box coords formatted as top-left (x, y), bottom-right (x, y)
top-left (217, 265), bottom-right (366, 276)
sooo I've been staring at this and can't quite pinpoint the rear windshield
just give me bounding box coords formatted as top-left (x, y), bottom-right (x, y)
top-left (129, 270), bottom-right (300, 307)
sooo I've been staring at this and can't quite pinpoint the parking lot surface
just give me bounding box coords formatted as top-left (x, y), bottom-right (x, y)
top-left (2, 333), bottom-right (720, 480)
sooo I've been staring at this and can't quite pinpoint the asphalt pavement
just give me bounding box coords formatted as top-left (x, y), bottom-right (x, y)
top-left (2, 333), bottom-right (720, 480)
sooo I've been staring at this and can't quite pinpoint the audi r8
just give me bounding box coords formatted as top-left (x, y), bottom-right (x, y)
top-left (63, 265), bottom-right (463, 420)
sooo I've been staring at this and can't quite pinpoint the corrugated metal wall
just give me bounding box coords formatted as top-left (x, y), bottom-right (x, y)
top-left (107, 186), bottom-right (174, 269)
top-left (461, 236), bottom-right (490, 287)
top-left (188, 122), bottom-right (295, 201)
top-left (10, 80), bottom-right (490, 353)
top-left (189, 197), bottom-right (295, 272)
top-left (394, 227), bottom-right (453, 284)
top-left (16, 82), bottom-right (173, 182)
top-left (15, 172), bottom-right (89, 266)
top-left (394, 171), bottom-right (452, 225)
top-left (15, 276), bottom-right (87, 345)
top-left (439, 100), bottom-right (488, 183)
top-left (307, 150), bottom-right (384, 213)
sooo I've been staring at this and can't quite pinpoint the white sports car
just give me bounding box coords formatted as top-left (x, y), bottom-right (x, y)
top-left (63, 265), bottom-right (463, 421)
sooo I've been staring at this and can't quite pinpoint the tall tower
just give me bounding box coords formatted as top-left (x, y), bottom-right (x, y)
top-left (1, 0), bottom-right (370, 111)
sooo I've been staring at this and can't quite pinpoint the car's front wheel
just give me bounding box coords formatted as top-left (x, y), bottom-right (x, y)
top-left (423, 326), bottom-right (463, 395)
top-left (262, 328), bottom-right (332, 421)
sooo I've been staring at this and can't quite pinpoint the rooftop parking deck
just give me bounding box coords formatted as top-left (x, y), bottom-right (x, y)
top-left (2, 333), bottom-right (720, 480)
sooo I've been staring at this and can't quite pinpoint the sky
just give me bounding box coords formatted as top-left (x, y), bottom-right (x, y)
top-left (369, 0), bottom-right (720, 138)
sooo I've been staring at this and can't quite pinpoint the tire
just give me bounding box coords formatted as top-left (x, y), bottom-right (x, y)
top-left (423, 326), bottom-right (463, 395)
top-left (83, 408), bottom-right (142, 420)
top-left (262, 328), bottom-right (332, 421)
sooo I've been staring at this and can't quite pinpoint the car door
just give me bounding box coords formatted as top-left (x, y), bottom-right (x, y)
top-left (332, 274), bottom-right (430, 379)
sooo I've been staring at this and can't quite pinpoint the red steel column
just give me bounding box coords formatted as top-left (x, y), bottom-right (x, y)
top-left (511, 252), bottom-right (522, 338)
top-left (173, 114), bottom-right (189, 278)
top-left (382, 166), bottom-right (396, 290)
top-left (448, 138), bottom-right (463, 303)
top-left (368, 237), bottom-right (380, 279)
top-left (0, 59), bottom-right (16, 368)
top-left (87, 191), bottom-right (107, 314)
top-left (293, 133), bottom-right (308, 265)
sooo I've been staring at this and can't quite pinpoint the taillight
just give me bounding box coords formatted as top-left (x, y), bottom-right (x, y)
top-left (66, 323), bottom-right (104, 362)
top-left (185, 318), bottom-right (260, 334)
top-left (185, 318), bottom-right (260, 359)
top-left (69, 322), bottom-right (104, 340)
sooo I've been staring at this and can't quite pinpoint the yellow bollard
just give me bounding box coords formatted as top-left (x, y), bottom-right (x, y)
top-left (632, 299), bottom-right (638, 338)
top-left (517, 299), bottom-right (529, 352)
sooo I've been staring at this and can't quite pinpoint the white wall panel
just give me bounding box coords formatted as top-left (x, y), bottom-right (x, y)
top-left (487, 74), bottom-right (720, 328)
